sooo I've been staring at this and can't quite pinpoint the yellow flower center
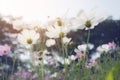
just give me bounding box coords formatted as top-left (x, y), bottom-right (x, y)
top-left (59, 32), bottom-right (64, 38)
top-left (27, 38), bottom-right (33, 44)
top-left (85, 20), bottom-right (92, 28)
top-left (57, 18), bottom-right (62, 26)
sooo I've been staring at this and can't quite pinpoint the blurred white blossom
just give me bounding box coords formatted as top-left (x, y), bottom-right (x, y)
top-left (62, 37), bottom-right (71, 44)
top-left (75, 43), bottom-right (94, 52)
top-left (72, 9), bottom-right (107, 30)
top-left (17, 29), bottom-right (40, 45)
top-left (46, 39), bottom-right (56, 47)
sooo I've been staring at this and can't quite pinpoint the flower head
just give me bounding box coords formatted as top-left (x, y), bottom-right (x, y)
top-left (45, 17), bottom-right (71, 38)
top-left (91, 52), bottom-right (101, 60)
top-left (46, 39), bottom-right (56, 47)
top-left (0, 44), bottom-right (11, 56)
top-left (73, 9), bottom-right (107, 30)
top-left (75, 43), bottom-right (94, 52)
top-left (17, 29), bottom-right (40, 45)
top-left (62, 37), bottom-right (71, 44)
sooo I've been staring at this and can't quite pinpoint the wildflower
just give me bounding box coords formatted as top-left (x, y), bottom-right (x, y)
top-left (45, 75), bottom-right (50, 80)
top-left (91, 52), bottom-right (101, 60)
top-left (62, 36), bottom-right (71, 44)
top-left (69, 55), bottom-right (77, 61)
top-left (108, 41), bottom-right (116, 49)
top-left (76, 52), bottom-right (85, 59)
top-left (75, 43), bottom-right (94, 52)
top-left (12, 19), bottom-right (27, 30)
top-left (17, 29), bottom-right (40, 45)
top-left (19, 51), bottom-right (31, 62)
top-left (46, 39), bottom-right (56, 47)
top-left (29, 20), bottom-right (42, 30)
top-left (97, 44), bottom-right (110, 53)
top-left (85, 58), bottom-right (97, 68)
top-left (61, 58), bottom-right (71, 65)
top-left (45, 17), bottom-right (71, 38)
top-left (74, 9), bottom-right (107, 30)
top-left (0, 44), bottom-right (11, 56)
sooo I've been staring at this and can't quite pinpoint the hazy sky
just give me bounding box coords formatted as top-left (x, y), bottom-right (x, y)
top-left (0, 0), bottom-right (120, 22)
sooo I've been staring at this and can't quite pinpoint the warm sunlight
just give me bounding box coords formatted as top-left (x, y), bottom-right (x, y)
top-left (1, 0), bottom-right (120, 22)
top-left (0, 0), bottom-right (120, 80)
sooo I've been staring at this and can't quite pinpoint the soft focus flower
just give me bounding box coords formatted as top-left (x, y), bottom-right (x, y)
top-left (73, 9), bottom-right (107, 30)
top-left (12, 19), bottom-right (27, 30)
top-left (61, 58), bottom-right (71, 65)
top-left (46, 39), bottom-right (56, 47)
top-left (97, 44), bottom-right (110, 53)
top-left (75, 43), bottom-right (94, 52)
top-left (97, 42), bottom-right (116, 53)
top-left (45, 75), bottom-right (50, 80)
top-left (76, 51), bottom-right (85, 59)
top-left (53, 52), bottom-right (64, 64)
top-left (108, 41), bottom-right (116, 49)
top-left (0, 44), bottom-right (11, 56)
top-left (62, 36), bottom-right (71, 44)
top-left (29, 21), bottom-right (41, 30)
top-left (45, 17), bottom-right (71, 38)
top-left (69, 55), bottom-right (77, 61)
top-left (9, 69), bottom-right (38, 80)
top-left (85, 58), bottom-right (97, 68)
top-left (19, 51), bottom-right (31, 62)
top-left (17, 29), bottom-right (40, 45)
top-left (91, 52), bottom-right (101, 60)
top-left (50, 72), bottom-right (58, 78)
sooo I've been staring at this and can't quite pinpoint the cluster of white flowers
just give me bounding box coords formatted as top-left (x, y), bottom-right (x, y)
top-left (10, 8), bottom-right (108, 70)
top-left (85, 42), bottom-right (116, 68)
top-left (11, 9), bottom-right (107, 48)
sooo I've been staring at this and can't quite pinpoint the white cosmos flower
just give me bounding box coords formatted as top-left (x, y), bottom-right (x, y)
top-left (74, 9), bottom-right (107, 30)
top-left (62, 58), bottom-right (71, 65)
top-left (19, 51), bottom-right (31, 62)
top-left (12, 19), bottom-right (27, 30)
top-left (97, 44), bottom-right (110, 53)
top-left (28, 20), bottom-right (46, 30)
top-left (45, 17), bottom-right (71, 38)
top-left (17, 29), bottom-right (40, 45)
top-left (69, 55), bottom-right (77, 61)
top-left (62, 37), bottom-right (71, 44)
top-left (75, 43), bottom-right (94, 52)
top-left (46, 39), bottom-right (56, 47)
top-left (91, 52), bottom-right (101, 60)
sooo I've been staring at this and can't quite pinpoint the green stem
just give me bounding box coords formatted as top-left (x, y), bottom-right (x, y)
top-left (86, 29), bottom-right (91, 45)
top-left (86, 29), bottom-right (91, 59)
top-left (30, 46), bottom-right (40, 80)
top-left (5, 57), bottom-right (8, 80)
top-left (0, 59), bottom-right (4, 80)
top-left (11, 54), bottom-right (16, 75)
top-left (41, 60), bottom-right (44, 80)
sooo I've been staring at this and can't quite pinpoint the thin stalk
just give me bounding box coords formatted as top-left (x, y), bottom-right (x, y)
top-left (0, 59), bottom-right (4, 80)
top-left (30, 46), bottom-right (39, 79)
top-left (5, 57), bottom-right (8, 80)
top-left (11, 53), bottom-right (17, 75)
top-left (41, 60), bottom-right (44, 80)
top-left (60, 26), bottom-right (68, 79)
top-left (64, 45), bottom-right (69, 80)
top-left (86, 29), bottom-right (91, 49)
top-left (85, 29), bottom-right (90, 58)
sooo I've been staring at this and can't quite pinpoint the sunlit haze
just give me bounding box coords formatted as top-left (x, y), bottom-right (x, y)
top-left (0, 0), bottom-right (120, 22)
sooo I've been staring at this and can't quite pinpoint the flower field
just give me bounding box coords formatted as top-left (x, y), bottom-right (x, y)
top-left (0, 9), bottom-right (120, 80)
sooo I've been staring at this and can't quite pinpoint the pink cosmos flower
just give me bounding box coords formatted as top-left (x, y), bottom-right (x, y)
top-left (76, 52), bottom-right (85, 59)
top-left (45, 75), bottom-right (50, 80)
top-left (108, 42), bottom-right (116, 49)
top-left (0, 44), bottom-right (11, 56)
top-left (85, 59), bottom-right (97, 69)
